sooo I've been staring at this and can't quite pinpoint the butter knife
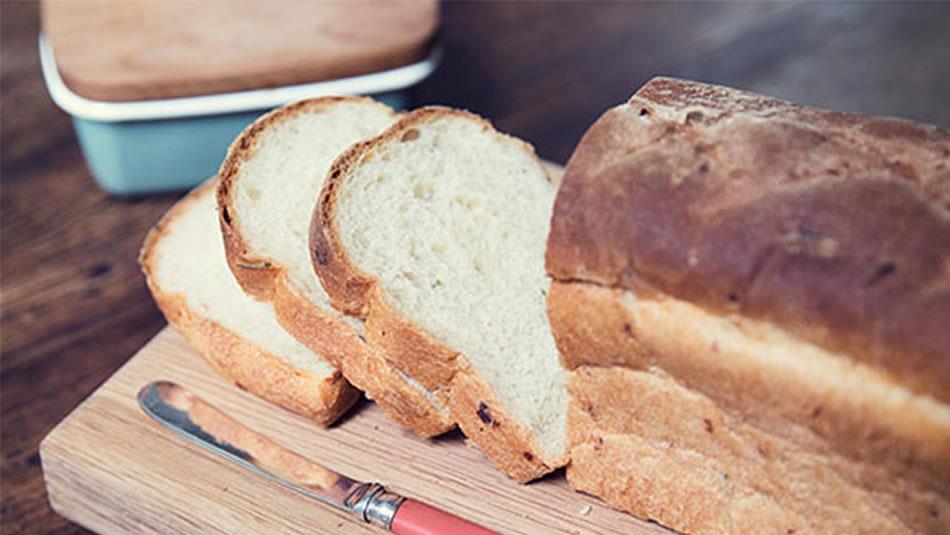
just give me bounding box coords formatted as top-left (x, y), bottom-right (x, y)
top-left (138, 381), bottom-right (496, 535)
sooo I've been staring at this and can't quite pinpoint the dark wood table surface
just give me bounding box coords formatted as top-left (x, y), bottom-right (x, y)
top-left (2, 1), bottom-right (948, 533)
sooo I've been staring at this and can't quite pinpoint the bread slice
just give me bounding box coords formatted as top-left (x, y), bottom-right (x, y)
top-left (140, 180), bottom-right (357, 425)
top-left (216, 97), bottom-right (453, 437)
top-left (312, 107), bottom-right (568, 482)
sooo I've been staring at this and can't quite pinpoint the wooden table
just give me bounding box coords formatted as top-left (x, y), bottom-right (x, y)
top-left (2, 2), bottom-right (948, 533)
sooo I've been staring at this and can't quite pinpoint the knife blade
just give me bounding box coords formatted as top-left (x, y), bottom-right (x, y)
top-left (138, 380), bottom-right (497, 534)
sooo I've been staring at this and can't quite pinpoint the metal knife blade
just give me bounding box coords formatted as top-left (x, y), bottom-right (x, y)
top-left (138, 381), bottom-right (366, 512)
top-left (138, 381), bottom-right (497, 534)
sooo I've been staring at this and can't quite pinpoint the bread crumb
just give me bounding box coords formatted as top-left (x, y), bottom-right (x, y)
top-left (578, 504), bottom-right (592, 516)
top-left (670, 168), bottom-right (689, 186)
top-left (687, 248), bottom-right (698, 267)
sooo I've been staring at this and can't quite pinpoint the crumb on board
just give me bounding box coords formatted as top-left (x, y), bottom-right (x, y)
top-left (578, 504), bottom-right (592, 516)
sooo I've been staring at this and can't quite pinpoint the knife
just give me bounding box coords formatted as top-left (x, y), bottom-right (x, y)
top-left (138, 381), bottom-right (497, 535)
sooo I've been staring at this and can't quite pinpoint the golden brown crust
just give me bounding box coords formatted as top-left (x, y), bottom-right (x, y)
top-left (43, 1), bottom-right (439, 101)
top-left (551, 280), bottom-right (950, 533)
top-left (139, 181), bottom-right (357, 425)
top-left (216, 98), bottom-right (453, 437)
top-left (312, 107), bottom-right (565, 481)
top-left (272, 277), bottom-right (454, 437)
top-left (568, 365), bottom-right (949, 534)
top-left (547, 76), bottom-right (950, 402)
top-left (448, 367), bottom-right (560, 483)
top-left (217, 96), bottom-right (389, 299)
top-left (312, 106), bottom-right (546, 316)
top-left (567, 367), bottom-right (797, 534)
top-left (310, 137), bottom-right (381, 317)
top-left (358, 282), bottom-right (563, 480)
top-left (363, 284), bottom-right (459, 391)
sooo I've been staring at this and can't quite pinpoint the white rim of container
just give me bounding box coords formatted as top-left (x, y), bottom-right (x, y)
top-left (39, 34), bottom-right (440, 122)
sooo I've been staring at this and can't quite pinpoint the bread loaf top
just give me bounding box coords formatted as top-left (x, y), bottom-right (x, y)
top-left (547, 77), bottom-right (950, 401)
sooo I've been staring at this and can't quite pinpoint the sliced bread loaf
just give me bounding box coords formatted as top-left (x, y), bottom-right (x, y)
top-left (216, 97), bottom-right (453, 437)
top-left (140, 180), bottom-right (357, 424)
top-left (546, 78), bottom-right (950, 534)
top-left (312, 107), bottom-right (568, 481)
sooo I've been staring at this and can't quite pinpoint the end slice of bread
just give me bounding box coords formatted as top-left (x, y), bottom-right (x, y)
top-left (216, 97), bottom-right (453, 437)
top-left (313, 107), bottom-right (568, 481)
top-left (140, 180), bottom-right (357, 425)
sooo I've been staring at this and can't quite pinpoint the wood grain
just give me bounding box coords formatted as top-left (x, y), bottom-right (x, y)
top-left (41, 0), bottom-right (437, 101)
top-left (41, 328), bottom-right (672, 535)
top-left (4, 1), bottom-right (950, 533)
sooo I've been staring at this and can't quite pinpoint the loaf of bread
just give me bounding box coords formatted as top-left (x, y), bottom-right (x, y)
top-left (216, 97), bottom-right (453, 437)
top-left (546, 77), bottom-right (950, 533)
top-left (140, 180), bottom-right (357, 424)
top-left (312, 108), bottom-right (569, 482)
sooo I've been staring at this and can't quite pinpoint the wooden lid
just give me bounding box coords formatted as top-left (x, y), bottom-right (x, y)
top-left (41, 0), bottom-right (438, 101)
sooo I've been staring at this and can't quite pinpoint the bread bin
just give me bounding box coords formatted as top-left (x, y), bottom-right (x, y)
top-left (39, 0), bottom-right (439, 195)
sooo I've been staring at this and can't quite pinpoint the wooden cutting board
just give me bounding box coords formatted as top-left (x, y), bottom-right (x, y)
top-left (41, 327), bottom-right (672, 534)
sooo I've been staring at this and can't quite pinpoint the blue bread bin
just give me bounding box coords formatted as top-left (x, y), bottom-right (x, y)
top-left (39, 35), bottom-right (438, 195)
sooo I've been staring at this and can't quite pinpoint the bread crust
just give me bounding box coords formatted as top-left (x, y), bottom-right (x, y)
top-left (546, 76), bottom-right (950, 402)
top-left (216, 97), bottom-right (453, 437)
top-left (313, 107), bottom-right (567, 481)
top-left (139, 181), bottom-right (357, 425)
top-left (550, 279), bottom-right (950, 533)
top-left (567, 365), bottom-right (948, 534)
top-left (272, 278), bottom-right (453, 437)
top-left (217, 97), bottom-right (373, 300)
top-left (548, 79), bottom-right (950, 532)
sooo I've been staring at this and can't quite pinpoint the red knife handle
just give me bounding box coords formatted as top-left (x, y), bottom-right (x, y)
top-left (390, 499), bottom-right (498, 535)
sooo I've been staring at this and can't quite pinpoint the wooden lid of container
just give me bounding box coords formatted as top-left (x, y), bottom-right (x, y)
top-left (41, 0), bottom-right (438, 101)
